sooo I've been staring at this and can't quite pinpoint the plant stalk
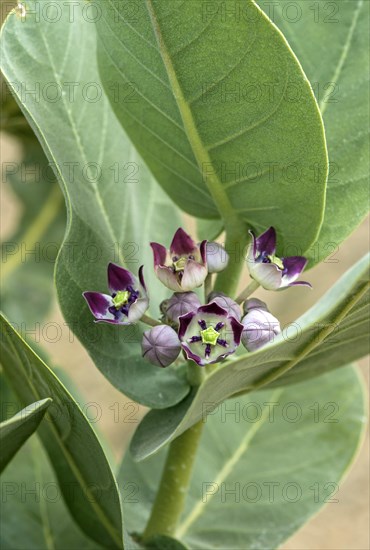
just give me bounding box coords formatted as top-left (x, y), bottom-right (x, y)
top-left (214, 221), bottom-right (249, 298)
top-left (142, 420), bottom-right (204, 541)
top-left (142, 224), bottom-right (248, 541)
top-left (235, 279), bottom-right (260, 304)
top-left (204, 273), bottom-right (213, 302)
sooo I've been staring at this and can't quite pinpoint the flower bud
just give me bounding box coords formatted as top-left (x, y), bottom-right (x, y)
top-left (206, 242), bottom-right (229, 273)
top-left (243, 298), bottom-right (269, 315)
top-left (208, 292), bottom-right (241, 320)
top-left (163, 292), bottom-right (201, 323)
top-left (142, 325), bottom-right (181, 368)
top-left (241, 307), bottom-right (281, 352)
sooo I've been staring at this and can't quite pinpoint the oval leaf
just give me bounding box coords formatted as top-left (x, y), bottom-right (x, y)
top-left (122, 366), bottom-right (367, 549)
top-left (257, 0), bottom-right (370, 265)
top-left (0, 2), bottom-right (190, 408)
top-left (97, 0), bottom-right (328, 252)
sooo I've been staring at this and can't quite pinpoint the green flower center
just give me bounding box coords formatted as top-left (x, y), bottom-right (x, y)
top-left (173, 256), bottom-right (187, 272)
top-left (112, 290), bottom-right (130, 309)
top-left (268, 255), bottom-right (284, 270)
top-left (200, 326), bottom-right (220, 346)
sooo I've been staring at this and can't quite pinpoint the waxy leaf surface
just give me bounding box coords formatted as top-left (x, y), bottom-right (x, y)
top-left (257, 0), bottom-right (370, 265)
top-left (97, 0), bottom-right (328, 253)
top-left (123, 366), bottom-right (366, 549)
top-left (0, 315), bottom-right (124, 548)
top-left (0, 1), bottom-right (190, 408)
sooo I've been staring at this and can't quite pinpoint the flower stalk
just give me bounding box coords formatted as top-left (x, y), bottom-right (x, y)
top-left (204, 273), bottom-right (213, 301)
top-left (236, 279), bottom-right (260, 304)
top-left (140, 314), bottom-right (162, 327)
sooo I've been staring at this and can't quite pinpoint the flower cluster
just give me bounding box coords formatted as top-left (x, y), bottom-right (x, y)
top-left (83, 227), bottom-right (310, 368)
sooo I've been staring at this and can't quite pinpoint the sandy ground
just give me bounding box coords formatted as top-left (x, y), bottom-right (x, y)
top-left (1, 132), bottom-right (369, 549)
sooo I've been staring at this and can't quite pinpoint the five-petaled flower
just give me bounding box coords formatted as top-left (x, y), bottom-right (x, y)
top-left (178, 302), bottom-right (244, 366)
top-left (151, 228), bottom-right (208, 292)
top-left (246, 227), bottom-right (311, 290)
top-left (83, 263), bottom-right (149, 325)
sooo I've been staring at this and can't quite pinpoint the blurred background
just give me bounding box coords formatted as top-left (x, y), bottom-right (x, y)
top-left (1, 75), bottom-right (369, 550)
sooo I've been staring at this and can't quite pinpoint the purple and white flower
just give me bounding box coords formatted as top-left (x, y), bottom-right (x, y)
top-left (246, 227), bottom-right (311, 290)
top-left (179, 302), bottom-right (244, 366)
top-left (83, 263), bottom-right (149, 325)
top-left (151, 228), bottom-right (208, 292)
top-left (142, 325), bottom-right (181, 368)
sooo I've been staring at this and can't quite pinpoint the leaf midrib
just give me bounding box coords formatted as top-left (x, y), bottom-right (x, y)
top-left (37, 25), bottom-right (126, 267)
top-left (144, 0), bottom-right (236, 225)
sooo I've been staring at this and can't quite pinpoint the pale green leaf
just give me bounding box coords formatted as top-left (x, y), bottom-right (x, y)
top-left (0, 397), bottom-right (51, 473)
top-left (0, 1), bottom-right (190, 408)
top-left (0, 314), bottom-right (124, 548)
top-left (196, 218), bottom-right (223, 242)
top-left (0, 377), bottom-right (102, 549)
top-left (257, 0), bottom-right (370, 265)
top-left (96, 0), bottom-right (328, 253)
top-left (0, 437), bottom-right (103, 549)
top-left (122, 366), bottom-right (367, 549)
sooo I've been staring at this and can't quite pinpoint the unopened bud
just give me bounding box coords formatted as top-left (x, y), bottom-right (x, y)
top-left (241, 307), bottom-right (281, 352)
top-left (142, 325), bottom-right (181, 368)
top-left (162, 292), bottom-right (201, 323)
top-left (243, 298), bottom-right (269, 314)
top-left (208, 292), bottom-right (241, 320)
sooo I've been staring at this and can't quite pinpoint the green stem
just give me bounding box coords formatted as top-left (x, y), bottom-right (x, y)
top-left (142, 420), bottom-right (204, 541)
top-left (141, 314), bottom-right (161, 327)
top-left (214, 221), bottom-right (249, 298)
top-left (187, 361), bottom-right (206, 387)
top-left (142, 226), bottom-right (248, 540)
top-left (204, 273), bottom-right (213, 302)
top-left (235, 279), bottom-right (260, 304)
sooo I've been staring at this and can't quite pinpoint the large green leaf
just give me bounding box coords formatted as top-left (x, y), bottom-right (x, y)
top-left (131, 253), bottom-right (369, 460)
top-left (0, 437), bottom-right (104, 549)
top-left (257, 0), bottom-right (369, 265)
top-left (0, 314), bottom-right (124, 548)
top-left (96, 0), bottom-right (327, 253)
top-left (0, 377), bottom-right (102, 549)
top-left (0, 1), bottom-right (190, 408)
top-left (122, 366), bottom-right (367, 549)
top-left (0, 397), bottom-right (51, 473)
